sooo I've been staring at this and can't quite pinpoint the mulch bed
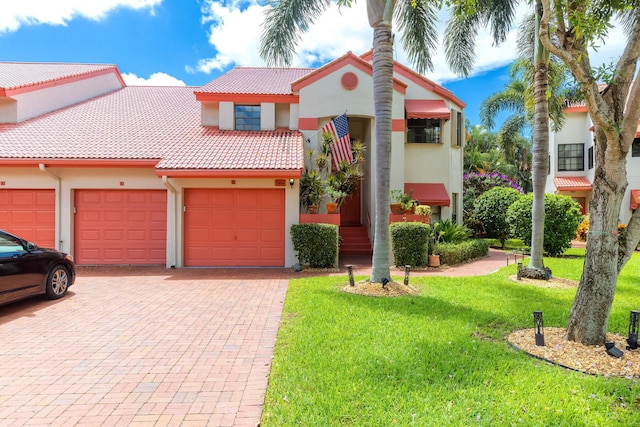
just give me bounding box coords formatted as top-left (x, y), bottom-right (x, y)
top-left (340, 279), bottom-right (420, 297)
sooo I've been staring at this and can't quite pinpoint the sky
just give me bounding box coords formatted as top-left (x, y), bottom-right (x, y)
top-left (0, 0), bottom-right (628, 128)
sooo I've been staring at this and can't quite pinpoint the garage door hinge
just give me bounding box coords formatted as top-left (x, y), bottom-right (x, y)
top-left (183, 206), bottom-right (187, 212)
top-left (73, 207), bottom-right (76, 214)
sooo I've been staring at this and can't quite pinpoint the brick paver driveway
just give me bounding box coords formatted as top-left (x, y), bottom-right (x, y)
top-left (0, 267), bottom-right (289, 426)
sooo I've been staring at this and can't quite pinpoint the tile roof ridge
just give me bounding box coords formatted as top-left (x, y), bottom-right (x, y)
top-left (0, 61), bottom-right (117, 67)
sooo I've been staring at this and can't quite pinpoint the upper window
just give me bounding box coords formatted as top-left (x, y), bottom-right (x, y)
top-left (235, 105), bottom-right (260, 130)
top-left (588, 146), bottom-right (594, 169)
top-left (407, 118), bottom-right (441, 144)
top-left (632, 138), bottom-right (640, 157)
top-left (558, 143), bottom-right (584, 171)
top-left (456, 111), bottom-right (463, 147)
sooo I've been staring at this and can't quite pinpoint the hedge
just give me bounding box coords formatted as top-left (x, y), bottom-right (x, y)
top-left (435, 239), bottom-right (490, 266)
top-left (390, 222), bottom-right (429, 267)
top-left (290, 223), bottom-right (339, 268)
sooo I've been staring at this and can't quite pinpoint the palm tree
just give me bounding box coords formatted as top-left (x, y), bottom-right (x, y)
top-left (259, 0), bottom-right (439, 282)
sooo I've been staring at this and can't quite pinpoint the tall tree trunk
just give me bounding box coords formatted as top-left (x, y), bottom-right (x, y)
top-left (528, 0), bottom-right (549, 272)
top-left (370, 21), bottom-right (393, 282)
top-left (566, 130), bottom-right (628, 345)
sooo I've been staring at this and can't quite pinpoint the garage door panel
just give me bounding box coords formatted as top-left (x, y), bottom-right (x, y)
top-left (0, 189), bottom-right (55, 248)
top-left (184, 188), bottom-right (284, 266)
top-left (75, 190), bottom-right (166, 265)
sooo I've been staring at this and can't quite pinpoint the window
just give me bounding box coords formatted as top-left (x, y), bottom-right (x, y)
top-left (451, 193), bottom-right (458, 224)
top-left (456, 111), bottom-right (463, 147)
top-left (633, 138), bottom-right (640, 157)
top-left (588, 146), bottom-right (594, 169)
top-left (407, 118), bottom-right (441, 144)
top-left (558, 143), bottom-right (584, 171)
top-left (235, 105), bottom-right (260, 130)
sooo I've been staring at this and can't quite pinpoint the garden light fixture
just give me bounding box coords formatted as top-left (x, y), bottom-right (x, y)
top-left (533, 311), bottom-right (545, 346)
top-left (404, 265), bottom-right (411, 286)
top-left (627, 310), bottom-right (639, 350)
top-left (381, 278), bottom-right (389, 289)
top-left (347, 265), bottom-right (354, 286)
top-left (605, 341), bottom-right (623, 358)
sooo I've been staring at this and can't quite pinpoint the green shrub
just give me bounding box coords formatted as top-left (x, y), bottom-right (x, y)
top-left (390, 222), bottom-right (429, 267)
top-left (506, 193), bottom-right (582, 257)
top-left (430, 219), bottom-right (472, 244)
top-left (290, 223), bottom-right (339, 268)
top-left (435, 239), bottom-right (490, 265)
top-left (473, 187), bottom-right (522, 248)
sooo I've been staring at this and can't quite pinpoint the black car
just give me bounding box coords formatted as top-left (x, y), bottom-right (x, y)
top-left (0, 230), bottom-right (75, 306)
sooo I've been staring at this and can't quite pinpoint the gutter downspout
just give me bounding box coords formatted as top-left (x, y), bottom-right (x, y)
top-left (39, 164), bottom-right (62, 251)
top-left (161, 176), bottom-right (177, 268)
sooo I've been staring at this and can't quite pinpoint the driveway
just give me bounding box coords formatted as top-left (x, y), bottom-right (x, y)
top-left (0, 267), bottom-right (289, 427)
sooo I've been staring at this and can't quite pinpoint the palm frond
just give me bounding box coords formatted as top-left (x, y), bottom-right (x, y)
top-left (444, 9), bottom-right (481, 77)
top-left (395, 0), bottom-right (439, 75)
top-left (259, 0), bottom-right (332, 66)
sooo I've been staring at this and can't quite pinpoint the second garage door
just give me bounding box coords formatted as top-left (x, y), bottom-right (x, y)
top-left (184, 189), bottom-right (284, 266)
top-left (0, 189), bottom-right (55, 248)
top-left (74, 190), bottom-right (167, 265)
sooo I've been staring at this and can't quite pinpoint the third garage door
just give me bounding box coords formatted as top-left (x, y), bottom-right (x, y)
top-left (74, 190), bottom-right (167, 265)
top-left (184, 189), bottom-right (284, 266)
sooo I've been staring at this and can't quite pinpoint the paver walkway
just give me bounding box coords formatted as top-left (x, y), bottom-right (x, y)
top-left (0, 250), bottom-right (510, 426)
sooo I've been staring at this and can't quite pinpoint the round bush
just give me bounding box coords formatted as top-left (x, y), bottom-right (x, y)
top-left (506, 193), bottom-right (582, 256)
top-left (473, 187), bottom-right (522, 247)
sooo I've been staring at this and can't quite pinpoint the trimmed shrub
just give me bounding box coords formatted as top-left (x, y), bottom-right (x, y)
top-left (390, 222), bottom-right (429, 267)
top-left (435, 240), bottom-right (490, 266)
top-left (506, 193), bottom-right (582, 257)
top-left (430, 219), bottom-right (472, 244)
top-left (474, 187), bottom-right (522, 248)
top-left (290, 223), bottom-right (339, 268)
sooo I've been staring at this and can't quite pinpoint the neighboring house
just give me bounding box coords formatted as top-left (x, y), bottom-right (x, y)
top-left (546, 100), bottom-right (640, 222)
top-left (0, 52), bottom-right (465, 268)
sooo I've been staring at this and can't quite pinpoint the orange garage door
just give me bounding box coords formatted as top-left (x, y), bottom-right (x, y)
top-left (74, 190), bottom-right (167, 265)
top-left (184, 189), bottom-right (284, 267)
top-left (0, 189), bottom-right (55, 248)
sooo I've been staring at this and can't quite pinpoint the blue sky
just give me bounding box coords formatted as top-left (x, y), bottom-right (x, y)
top-left (0, 0), bottom-right (625, 127)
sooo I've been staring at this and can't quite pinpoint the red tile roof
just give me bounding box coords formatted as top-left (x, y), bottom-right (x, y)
top-left (0, 62), bottom-right (119, 91)
top-left (553, 176), bottom-right (592, 191)
top-left (197, 67), bottom-right (314, 95)
top-left (0, 86), bottom-right (304, 173)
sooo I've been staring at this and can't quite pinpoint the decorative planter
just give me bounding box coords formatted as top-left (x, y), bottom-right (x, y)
top-left (308, 204), bottom-right (318, 214)
top-left (326, 202), bottom-right (339, 214)
top-left (388, 214), bottom-right (430, 224)
top-left (428, 255), bottom-right (440, 268)
top-left (390, 203), bottom-right (404, 215)
top-left (299, 214), bottom-right (341, 226)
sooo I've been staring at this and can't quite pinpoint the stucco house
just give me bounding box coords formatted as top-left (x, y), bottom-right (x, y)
top-left (0, 52), bottom-right (465, 268)
top-left (546, 100), bottom-right (640, 222)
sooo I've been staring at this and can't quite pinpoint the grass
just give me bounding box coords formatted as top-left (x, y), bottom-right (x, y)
top-left (262, 249), bottom-right (640, 426)
top-left (484, 238), bottom-right (529, 250)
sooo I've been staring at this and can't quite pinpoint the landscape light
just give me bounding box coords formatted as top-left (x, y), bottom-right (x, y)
top-left (605, 341), bottom-right (623, 358)
top-left (347, 265), bottom-right (354, 287)
top-left (381, 278), bottom-right (389, 289)
top-left (533, 311), bottom-right (545, 346)
top-left (404, 265), bottom-right (411, 286)
top-left (627, 310), bottom-right (639, 350)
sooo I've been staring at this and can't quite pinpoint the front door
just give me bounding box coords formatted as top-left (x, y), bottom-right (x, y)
top-left (340, 181), bottom-right (361, 226)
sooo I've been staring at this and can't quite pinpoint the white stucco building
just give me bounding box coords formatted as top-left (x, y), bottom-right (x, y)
top-left (0, 52), bottom-right (465, 267)
top-left (546, 102), bottom-right (640, 222)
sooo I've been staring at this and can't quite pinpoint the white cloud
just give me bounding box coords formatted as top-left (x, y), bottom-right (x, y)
top-left (0, 0), bottom-right (161, 34)
top-left (121, 71), bottom-right (186, 86)
top-left (196, 1), bottom-right (627, 83)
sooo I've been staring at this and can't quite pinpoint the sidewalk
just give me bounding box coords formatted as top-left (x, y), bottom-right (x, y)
top-left (334, 247), bottom-right (513, 279)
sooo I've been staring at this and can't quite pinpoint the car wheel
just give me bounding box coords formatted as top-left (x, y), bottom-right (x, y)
top-left (45, 265), bottom-right (70, 299)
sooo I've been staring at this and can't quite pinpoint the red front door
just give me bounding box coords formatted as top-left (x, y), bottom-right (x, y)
top-left (340, 181), bottom-right (361, 226)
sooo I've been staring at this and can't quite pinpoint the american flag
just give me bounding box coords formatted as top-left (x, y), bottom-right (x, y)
top-left (321, 113), bottom-right (353, 169)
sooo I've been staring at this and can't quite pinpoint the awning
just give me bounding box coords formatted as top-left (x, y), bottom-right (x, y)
top-left (631, 190), bottom-right (640, 210)
top-left (405, 99), bottom-right (450, 120)
top-left (553, 176), bottom-right (592, 192)
top-left (405, 183), bottom-right (450, 207)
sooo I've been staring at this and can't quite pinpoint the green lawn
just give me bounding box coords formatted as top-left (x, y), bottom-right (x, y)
top-left (262, 249), bottom-right (640, 426)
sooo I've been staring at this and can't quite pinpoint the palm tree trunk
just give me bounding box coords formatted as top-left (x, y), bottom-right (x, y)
top-left (370, 21), bottom-right (393, 282)
top-left (528, 0), bottom-right (549, 271)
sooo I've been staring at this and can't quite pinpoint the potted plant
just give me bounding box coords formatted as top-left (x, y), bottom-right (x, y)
top-left (300, 169), bottom-right (325, 214)
top-left (415, 204), bottom-right (431, 223)
top-left (324, 186), bottom-right (347, 214)
top-left (428, 222), bottom-right (444, 267)
top-left (390, 189), bottom-right (413, 214)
